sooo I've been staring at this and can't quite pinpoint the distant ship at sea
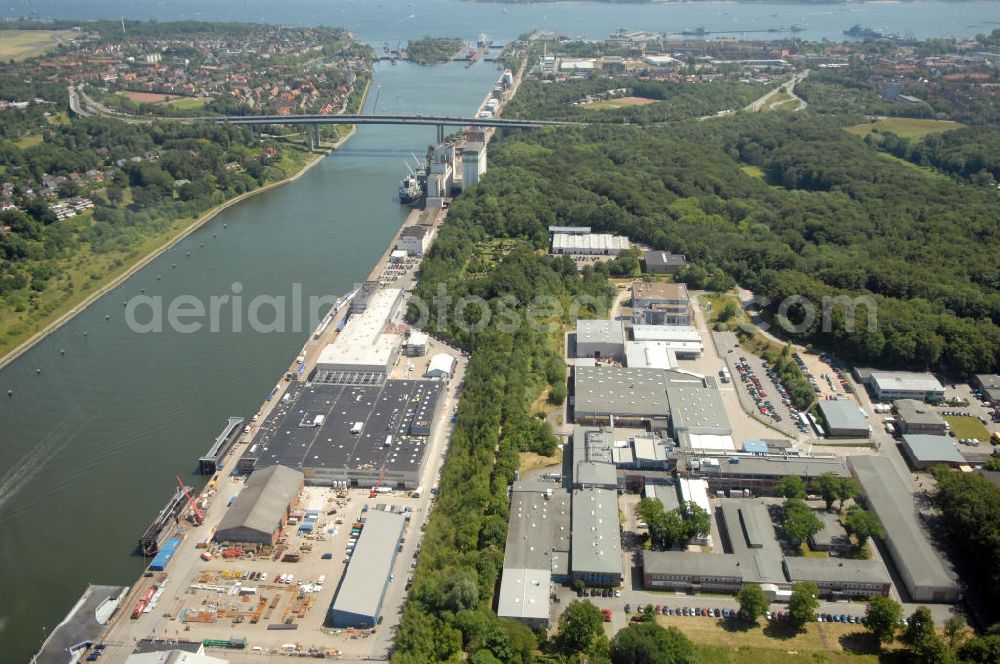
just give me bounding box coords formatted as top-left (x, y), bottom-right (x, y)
top-left (844, 24), bottom-right (900, 40)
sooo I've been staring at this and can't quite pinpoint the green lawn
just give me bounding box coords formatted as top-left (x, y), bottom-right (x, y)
top-left (167, 97), bottom-right (209, 110)
top-left (845, 117), bottom-right (964, 140)
top-left (14, 134), bottom-right (43, 149)
top-left (656, 615), bottom-right (883, 661)
top-left (696, 644), bottom-right (878, 664)
top-left (943, 415), bottom-right (990, 441)
top-left (0, 29), bottom-right (74, 61)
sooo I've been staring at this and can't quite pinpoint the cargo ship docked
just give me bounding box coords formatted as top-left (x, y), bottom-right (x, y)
top-left (399, 161), bottom-right (427, 206)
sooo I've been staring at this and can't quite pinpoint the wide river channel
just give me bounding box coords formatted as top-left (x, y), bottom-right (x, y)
top-left (1, 0), bottom-right (998, 659)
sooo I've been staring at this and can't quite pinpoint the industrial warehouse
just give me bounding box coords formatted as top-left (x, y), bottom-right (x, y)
top-left (327, 509), bottom-right (408, 628)
top-left (239, 378), bottom-right (443, 489)
top-left (849, 455), bottom-right (960, 602)
top-left (214, 465), bottom-right (304, 546)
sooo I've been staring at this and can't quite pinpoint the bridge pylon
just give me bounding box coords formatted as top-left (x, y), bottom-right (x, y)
top-left (436, 124), bottom-right (445, 143)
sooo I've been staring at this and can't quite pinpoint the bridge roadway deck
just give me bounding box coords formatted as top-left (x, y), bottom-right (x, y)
top-left (199, 113), bottom-right (576, 129)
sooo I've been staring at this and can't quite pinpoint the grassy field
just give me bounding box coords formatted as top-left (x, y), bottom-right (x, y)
top-left (519, 449), bottom-right (563, 474)
top-left (695, 643), bottom-right (879, 664)
top-left (168, 97), bottom-right (210, 110)
top-left (585, 96), bottom-right (659, 110)
top-left (656, 615), bottom-right (883, 661)
top-left (14, 134), bottom-right (43, 149)
top-left (741, 165), bottom-right (765, 179)
top-left (845, 117), bottom-right (964, 140)
top-left (0, 29), bottom-right (74, 61)
top-left (943, 415), bottom-right (990, 441)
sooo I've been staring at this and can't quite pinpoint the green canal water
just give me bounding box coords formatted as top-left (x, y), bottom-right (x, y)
top-left (0, 60), bottom-right (499, 661)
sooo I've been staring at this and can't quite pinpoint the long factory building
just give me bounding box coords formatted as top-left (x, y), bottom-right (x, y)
top-left (238, 285), bottom-right (446, 489)
top-left (328, 509), bottom-right (407, 628)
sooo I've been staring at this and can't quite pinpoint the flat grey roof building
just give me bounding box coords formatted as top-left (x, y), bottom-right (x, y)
top-left (498, 482), bottom-right (570, 626)
top-left (496, 568), bottom-right (551, 626)
top-left (571, 488), bottom-right (623, 584)
top-left (783, 557), bottom-right (891, 588)
top-left (577, 319), bottom-right (625, 347)
top-left (686, 454), bottom-right (850, 480)
top-left (667, 385), bottom-right (731, 436)
top-left (901, 434), bottom-right (966, 468)
top-left (328, 509), bottom-right (407, 628)
top-left (895, 400), bottom-right (945, 426)
top-left (849, 455), bottom-right (960, 602)
top-left (572, 427), bottom-right (620, 488)
top-left (718, 500), bottom-right (784, 584)
top-left (643, 550), bottom-right (744, 581)
top-left (895, 399), bottom-right (946, 434)
top-left (643, 250), bottom-right (687, 273)
top-left (869, 371), bottom-right (945, 402)
top-left (549, 225), bottom-right (591, 235)
top-left (818, 399), bottom-right (870, 437)
top-left (644, 482), bottom-right (680, 513)
top-left (214, 465), bottom-right (303, 545)
top-left (502, 481), bottom-right (571, 572)
top-left (573, 366), bottom-right (700, 420)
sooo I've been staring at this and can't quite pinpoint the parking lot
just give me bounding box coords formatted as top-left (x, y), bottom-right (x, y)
top-left (714, 330), bottom-right (808, 441)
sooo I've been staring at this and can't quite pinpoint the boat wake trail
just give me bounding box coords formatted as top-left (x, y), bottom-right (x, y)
top-left (0, 418), bottom-right (77, 517)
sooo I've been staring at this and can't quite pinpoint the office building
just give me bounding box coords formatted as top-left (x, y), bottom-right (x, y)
top-left (894, 399), bottom-right (947, 435)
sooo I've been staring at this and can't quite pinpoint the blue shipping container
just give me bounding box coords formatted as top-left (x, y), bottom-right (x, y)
top-left (149, 536), bottom-right (182, 571)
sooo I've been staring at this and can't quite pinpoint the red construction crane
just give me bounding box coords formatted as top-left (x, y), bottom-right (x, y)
top-left (176, 475), bottom-right (205, 525)
top-left (369, 469), bottom-right (388, 498)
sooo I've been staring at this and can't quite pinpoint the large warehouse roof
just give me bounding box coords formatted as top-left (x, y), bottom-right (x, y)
top-left (317, 288), bottom-right (402, 372)
top-left (551, 232), bottom-right (630, 253)
top-left (216, 465), bottom-right (302, 539)
top-left (329, 509), bottom-right (406, 623)
top-left (667, 385), bottom-right (731, 435)
top-left (848, 455), bottom-right (958, 597)
top-left (574, 366), bottom-right (698, 418)
top-left (818, 399), bottom-right (870, 433)
top-left (503, 481), bottom-right (570, 571)
top-left (571, 488), bottom-right (622, 576)
top-left (248, 380), bottom-right (441, 478)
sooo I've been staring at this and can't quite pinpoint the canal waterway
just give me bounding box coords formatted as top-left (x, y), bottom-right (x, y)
top-left (1, 0), bottom-right (997, 658)
top-left (0, 59), bottom-right (498, 661)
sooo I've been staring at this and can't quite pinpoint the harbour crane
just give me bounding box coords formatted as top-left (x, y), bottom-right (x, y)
top-left (176, 475), bottom-right (205, 525)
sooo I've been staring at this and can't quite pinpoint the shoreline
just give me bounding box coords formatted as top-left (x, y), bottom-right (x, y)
top-left (0, 87), bottom-right (369, 372)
